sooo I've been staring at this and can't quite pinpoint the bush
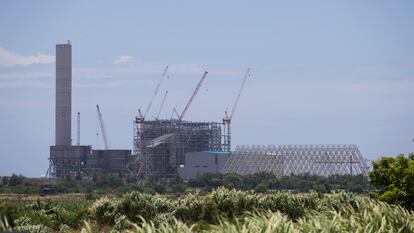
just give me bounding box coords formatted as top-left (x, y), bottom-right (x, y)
top-left (369, 153), bottom-right (414, 209)
top-left (8, 174), bottom-right (24, 187)
top-left (116, 191), bottom-right (157, 222)
top-left (114, 215), bottom-right (132, 231)
top-left (0, 201), bottom-right (26, 227)
top-left (259, 192), bottom-right (319, 219)
top-left (89, 196), bottom-right (119, 225)
top-left (174, 192), bottom-right (204, 223)
top-left (208, 188), bottom-right (258, 219)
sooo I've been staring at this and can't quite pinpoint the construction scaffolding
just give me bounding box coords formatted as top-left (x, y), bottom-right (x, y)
top-left (49, 145), bottom-right (91, 178)
top-left (132, 119), bottom-right (228, 179)
top-left (222, 144), bottom-right (368, 176)
top-left (49, 145), bottom-right (132, 178)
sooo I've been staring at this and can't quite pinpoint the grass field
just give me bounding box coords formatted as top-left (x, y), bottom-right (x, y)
top-left (1, 188), bottom-right (413, 232)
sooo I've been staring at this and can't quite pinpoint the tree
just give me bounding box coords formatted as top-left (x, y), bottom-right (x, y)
top-left (254, 181), bottom-right (268, 193)
top-left (369, 153), bottom-right (414, 209)
top-left (8, 174), bottom-right (24, 186)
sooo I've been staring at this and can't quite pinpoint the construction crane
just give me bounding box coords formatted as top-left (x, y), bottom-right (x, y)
top-left (77, 112), bottom-right (80, 146)
top-left (179, 71), bottom-right (208, 121)
top-left (144, 65), bottom-right (169, 118)
top-left (156, 90), bottom-right (168, 119)
top-left (170, 108), bottom-right (180, 119)
top-left (223, 68), bottom-right (251, 151)
top-left (225, 68), bottom-right (251, 122)
top-left (96, 105), bottom-right (110, 149)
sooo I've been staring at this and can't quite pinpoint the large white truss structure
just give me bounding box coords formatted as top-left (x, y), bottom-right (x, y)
top-left (222, 144), bottom-right (368, 176)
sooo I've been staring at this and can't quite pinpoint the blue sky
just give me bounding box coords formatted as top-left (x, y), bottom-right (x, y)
top-left (0, 1), bottom-right (413, 176)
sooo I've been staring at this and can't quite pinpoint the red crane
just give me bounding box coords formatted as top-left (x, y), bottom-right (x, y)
top-left (179, 71), bottom-right (208, 121)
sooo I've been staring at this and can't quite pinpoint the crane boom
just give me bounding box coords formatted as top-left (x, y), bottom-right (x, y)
top-left (179, 71), bottom-right (208, 121)
top-left (144, 65), bottom-right (169, 118)
top-left (156, 90), bottom-right (168, 119)
top-left (229, 68), bottom-right (250, 120)
top-left (222, 68), bottom-right (251, 151)
top-left (96, 105), bottom-right (110, 149)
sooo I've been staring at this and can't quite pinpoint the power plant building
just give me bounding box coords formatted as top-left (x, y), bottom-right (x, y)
top-left (55, 43), bottom-right (72, 146)
top-left (49, 42), bottom-right (132, 178)
top-left (132, 119), bottom-right (228, 179)
top-left (48, 42), bottom-right (368, 180)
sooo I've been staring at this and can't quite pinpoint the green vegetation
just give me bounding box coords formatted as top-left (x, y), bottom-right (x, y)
top-left (1, 151), bottom-right (414, 232)
top-left (369, 152), bottom-right (414, 210)
top-left (0, 172), bottom-right (369, 195)
top-left (1, 188), bottom-right (413, 232)
top-left (0, 199), bottom-right (89, 231)
top-left (188, 172), bottom-right (368, 193)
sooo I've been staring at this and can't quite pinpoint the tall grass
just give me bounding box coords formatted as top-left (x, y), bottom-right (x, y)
top-left (2, 188), bottom-right (414, 232)
top-left (110, 197), bottom-right (414, 233)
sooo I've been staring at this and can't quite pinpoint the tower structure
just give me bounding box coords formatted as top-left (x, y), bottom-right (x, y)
top-left (48, 41), bottom-right (135, 179)
top-left (55, 41), bottom-right (72, 145)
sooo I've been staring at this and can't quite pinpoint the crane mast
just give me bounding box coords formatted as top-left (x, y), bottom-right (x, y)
top-left (96, 105), bottom-right (110, 149)
top-left (223, 68), bottom-right (251, 151)
top-left (179, 71), bottom-right (208, 121)
top-left (77, 112), bottom-right (80, 146)
top-left (144, 65), bottom-right (169, 118)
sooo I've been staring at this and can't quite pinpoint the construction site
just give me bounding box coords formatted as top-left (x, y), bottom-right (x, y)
top-left (48, 42), bottom-right (368, 181)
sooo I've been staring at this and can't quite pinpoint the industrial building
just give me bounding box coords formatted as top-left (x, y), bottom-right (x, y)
top-left (178, 151), bottom-right (231, 179)
top-left (48, 41), bottom-right (132, 178)
top-left (48, 42), bottom-right (368, 181)
top-left (177, 144), bottom-right (368, 179)
top-left (132, 119), bottom-right (229, 179)
top-left (222, 144), bottom-right (368, 177)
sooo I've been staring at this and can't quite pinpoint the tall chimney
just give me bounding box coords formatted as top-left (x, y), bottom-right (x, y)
top-left (55, 41), bottom-right (72, 145)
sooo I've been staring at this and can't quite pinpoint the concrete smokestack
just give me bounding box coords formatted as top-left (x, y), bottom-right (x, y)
top-left (55, 41), bottom-right (72, 145)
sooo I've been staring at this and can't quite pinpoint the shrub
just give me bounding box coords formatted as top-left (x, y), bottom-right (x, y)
top-left (209, 187), bottom-right (258, 218)
top-left (152, 195), bottom-right (175, 213)
top-left (116, 191), bottom-right (157, 222)
top-left (114, 215), bottom-right (132, 231)
top-left (259, 192), bottom-right (320, 219)
top-left (254, 181), bottom-right (268, 193)
top-left (174, 192), bottom-right (204, 223)
top-left (89, 196), bottom-right (119, 225)
top-left (0, 201), bottom-right (25, 227)
top-left (14, 216), bottom-right (50, 233)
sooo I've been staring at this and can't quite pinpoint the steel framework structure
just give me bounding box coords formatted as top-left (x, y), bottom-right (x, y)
top-left (222, 144), bottom-right (368, 176)
top-left (132, 119), bottom-right (228, 179)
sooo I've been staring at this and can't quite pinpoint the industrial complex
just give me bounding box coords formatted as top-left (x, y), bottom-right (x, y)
top-left (48, 42), bottom-right (368, 181)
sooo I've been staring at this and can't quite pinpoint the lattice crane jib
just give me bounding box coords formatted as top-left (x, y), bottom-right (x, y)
top-left (144, 66), bottom-right (169, 118)
top-left (179, 71), bottom-right (208, 121)
top-left (96, 105), bottom-right (110, 149)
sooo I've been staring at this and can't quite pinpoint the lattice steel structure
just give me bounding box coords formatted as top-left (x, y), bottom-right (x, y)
top-left (132, 119), bottom-right (228, 179)
top-left (222, 144), bottom-right (368, 176)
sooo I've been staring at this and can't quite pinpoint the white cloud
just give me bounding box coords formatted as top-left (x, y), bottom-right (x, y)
top-left (112, 55), bottom-right (138, 65)
top-left (0, 47), bottom-right (54, 67)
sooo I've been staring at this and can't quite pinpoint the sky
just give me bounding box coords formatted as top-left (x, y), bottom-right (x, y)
top-left (0, 1), bottom-right (413, 177)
